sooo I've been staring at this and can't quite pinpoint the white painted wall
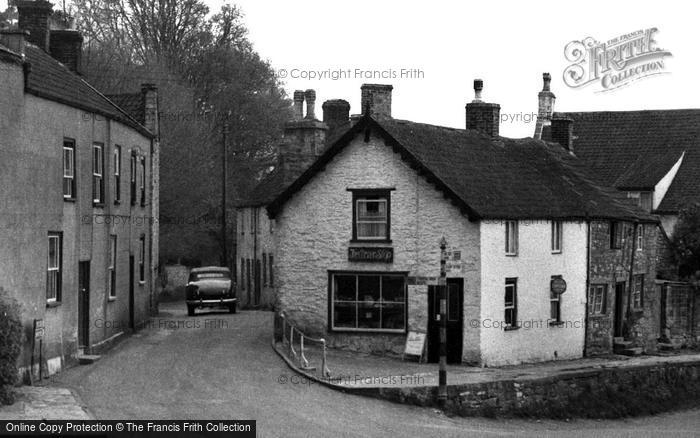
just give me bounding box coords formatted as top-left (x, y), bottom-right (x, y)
top-left (479, 220), bottom-right (588, 366)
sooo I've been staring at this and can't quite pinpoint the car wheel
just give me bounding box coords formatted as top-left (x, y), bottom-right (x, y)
top-left (187, 305), bottom-right (195, 316)
top-left (229, 303), bottom-right (237, 314)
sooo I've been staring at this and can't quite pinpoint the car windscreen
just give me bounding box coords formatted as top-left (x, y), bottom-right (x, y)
top-left (191, 272), bottom-right (228, 281)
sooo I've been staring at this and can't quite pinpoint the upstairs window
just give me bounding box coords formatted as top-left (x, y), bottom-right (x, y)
top-left (138, 235), bottom-right (145, 283)
top-left (636, 225), bottom-right (644, 251)
top-left (140, 157), bottom-right (146, 207)
top-left (108, 235), bottom-right (117, 298)
top-left (92, 143), bottom-right (104, 204)
top-left (505, 221), bottom-right (518, 255)
top-left (63, 140), bottom-right (76, 199)
top-left (352, 189), bottom-right (391, 241)
top-left (610, 221), bottom-right (623, 249)
top-left (589, 284), bottom-right (607, 315)
top-left (551, 221), bottom-right (563, 253)
top-left (114, 146), bottom-right (121, 203)
top-left (130, 152), bottom-right (137, 206)
top-left (627, 191), bottom-right (653, 212)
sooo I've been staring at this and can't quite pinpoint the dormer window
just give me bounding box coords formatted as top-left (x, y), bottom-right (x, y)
top-left (351, 189), bottom-right (392, 242)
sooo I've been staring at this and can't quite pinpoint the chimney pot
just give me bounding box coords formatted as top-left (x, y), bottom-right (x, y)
top-left (360, 84), bottom-right (393, 120)
top-left (542, 72), bottom-right (552, 91)
top-left (292, 90), bottom-right (304, 121)
top-left (473, 79), bottom-right (484, 102)
top-left (304, 89), bottom-right (316, 120)
top-left (534, 72), bottom-right (556, 139)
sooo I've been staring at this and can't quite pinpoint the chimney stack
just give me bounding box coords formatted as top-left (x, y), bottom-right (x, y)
top-left (283, 88), bottom-right (328, 158)
top-left (550, 117), bottom-right (574, 154)
top-left (465, 79), bottom-right (500, 137)
top-left (534, 72), bottom-right (556, 139)
top-left (0, 29), bottom-right (29, 56)
top-left (322, 99), bottom-right (350, 132)
top-left (141, 83), bottom-right (159, 137)
top-left (17, 0), bottom-right (53, 52)
top-left (49, 29), bottom-right (82, 73)
top-left (360, 84), bottom-right (392, 120)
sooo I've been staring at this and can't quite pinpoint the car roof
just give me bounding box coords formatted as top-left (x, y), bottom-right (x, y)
top-left (190, 266), bottom-right (231, 274)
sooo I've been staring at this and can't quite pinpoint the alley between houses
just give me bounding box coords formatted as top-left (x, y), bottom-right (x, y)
top-left (37, 302), bottom-right (700, 438)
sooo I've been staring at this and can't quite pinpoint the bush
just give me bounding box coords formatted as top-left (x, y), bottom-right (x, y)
top-left (0, 287), bottom-right (22, 405)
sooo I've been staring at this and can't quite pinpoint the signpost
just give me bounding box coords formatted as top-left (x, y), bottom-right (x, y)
top-left (437, 237), bottom-right (447, 407)
top-left (551, 277), bottom-right (567, 295)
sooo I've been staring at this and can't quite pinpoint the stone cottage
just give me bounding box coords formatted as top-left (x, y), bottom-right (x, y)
top-left (264, 81), bottom-right (655, 366)
top-left (0, 0), bottom-right (160, 378)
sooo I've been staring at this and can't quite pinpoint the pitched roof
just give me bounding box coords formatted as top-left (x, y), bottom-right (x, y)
top-left (105, 92), bottom-right (145, 125)
top-left (267, 116), bottom-right (657, 222)
top-left (551, 110), bottom-right (700, 213)
top-left (19, 43), bottom-right (153, 137)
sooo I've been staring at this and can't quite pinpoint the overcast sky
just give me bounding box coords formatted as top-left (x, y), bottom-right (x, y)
top-left (215, 0), bottom-right (696, 137)
top-left (4, 0), bottom-right (695, 137)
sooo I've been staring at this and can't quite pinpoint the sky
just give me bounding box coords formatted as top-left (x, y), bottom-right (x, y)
top-left (3, 0), bottom-right (696, 138)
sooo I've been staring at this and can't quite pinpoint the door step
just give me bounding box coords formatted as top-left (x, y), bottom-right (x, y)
top-left (77, 354), bottom-right (101, 365)
top-left (617, 347), bottom-right (643, 356)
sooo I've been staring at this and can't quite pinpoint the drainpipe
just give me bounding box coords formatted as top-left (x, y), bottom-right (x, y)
top-left (583, 214), bottom-right (591, 357)
top-left (624, 221), bottom-right (639, 338)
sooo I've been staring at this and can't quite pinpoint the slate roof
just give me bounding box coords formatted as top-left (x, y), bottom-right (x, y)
top-left (16, 43), bottom-right (153, 137)
top-left (549, 110), bottom-right (700, 213)
top-left (266, 116), bottom-right (657, 222)
top-left (105, 92), bottom-right (145, 125)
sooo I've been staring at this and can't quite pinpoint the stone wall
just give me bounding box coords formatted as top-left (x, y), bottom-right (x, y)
top-left (375, 359), bottom-right (700, 418)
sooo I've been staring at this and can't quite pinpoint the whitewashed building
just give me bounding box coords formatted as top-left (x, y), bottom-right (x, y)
top-left (264, 82), bottom-right (654, 366)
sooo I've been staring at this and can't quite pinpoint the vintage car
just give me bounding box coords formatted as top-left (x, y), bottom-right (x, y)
top-left (185, 266), bottom-right (237, 316)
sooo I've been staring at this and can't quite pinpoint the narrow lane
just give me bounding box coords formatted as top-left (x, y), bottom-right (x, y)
top-left (49, 302), bottom-right (700, 438)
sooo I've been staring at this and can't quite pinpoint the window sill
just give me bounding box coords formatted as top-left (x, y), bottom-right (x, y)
top-left (93, 203), bottom-right (105, 209)
top-left (551, 250), bottom-right (562, 255)
top-left (139, 281), bottom-right (145, 286)
top-left (63, 197), bottom-right (76, 203)
top-left (549, 321), bottom-right (565, 327)
top-left (46, 301), bottom-right (62, 308)
top-left (503, 325), bottom-right (520, 331)
top-left (505, 253), bottom-right (518, 257)
top-left (108, 296), bottom-right (117, 302)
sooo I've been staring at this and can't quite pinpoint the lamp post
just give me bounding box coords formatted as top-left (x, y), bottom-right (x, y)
top-left (221, 120), bottom-right (229, 268)
top-left (438, 237), bottom-right (448, 407)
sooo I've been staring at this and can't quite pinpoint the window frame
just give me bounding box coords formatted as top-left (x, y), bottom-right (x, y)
top-left (108, 234), bottom-right (117, 299)
top-left (130, 152), bottom-right (137, 206)
top-left (636, 224), bottom-right (644, 251)
top-left (92, 142), bottom-right (105, 205)
top-left (63, 139), bottom-right (76, 200)
top-left (551, 220), bottom-right (563, 254)
top-left (47, 232), bottom-right (62, 303)
top-left (549, 275), bottom-right (562, 324)
top-left (350, 189), bottom-right (392, 243)
top-left (113, 145), bottom-right (121, 204)
top-left (140, 156), bottom-right (146, 207)
top-left (504, 277), bottom-right (518, 329)
top-left (589, 284), bottom-right (607, 315)
top-left (632, 274), bottom-right (644, 310)
top-left (505, 220), bottom-right (519, 256)
top-left (610, 221), bottom-right (623, 249)
top-left (328, 271), bottom-right (408, 333)
top-left (138, 235), bottom-right (145, 284)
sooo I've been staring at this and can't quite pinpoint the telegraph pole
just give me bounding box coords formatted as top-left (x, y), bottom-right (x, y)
top-left (221, 120), bottom-right (229, 268)
top-left (438, 237), bottom-right (448, 407)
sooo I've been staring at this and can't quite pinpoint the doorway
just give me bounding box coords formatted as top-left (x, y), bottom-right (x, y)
top-left (427, 278), bottom-right (464, 363)
top-left (614, 281), bottom-right (626, 337)
top-left (78, 261), bottom-right (90, 349)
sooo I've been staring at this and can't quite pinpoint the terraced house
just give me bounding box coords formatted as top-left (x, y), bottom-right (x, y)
top-left (0, 0), bottom-right (160, 379)
top-left (262, 81), bottom-right (656, 366)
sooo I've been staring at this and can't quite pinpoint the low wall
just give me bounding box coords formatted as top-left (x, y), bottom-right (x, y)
top-left (375, 359), bottom-right (700, 418)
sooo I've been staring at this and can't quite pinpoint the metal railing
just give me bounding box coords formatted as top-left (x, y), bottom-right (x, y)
top-left (276, 312), bottom-right (331, 378)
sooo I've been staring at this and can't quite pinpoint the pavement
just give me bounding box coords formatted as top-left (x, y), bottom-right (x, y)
top-left (1, 301), bottom-right (699, 437)
top-left (276, 340), bottom-right (700, 388)
top-left (0, 386), bottom-right (92, 420)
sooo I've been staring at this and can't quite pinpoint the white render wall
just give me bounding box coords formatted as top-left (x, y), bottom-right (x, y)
top-left (274, 132), bottom-right (482, 359)
top-left (479, 220), bottom-right (588, 366)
